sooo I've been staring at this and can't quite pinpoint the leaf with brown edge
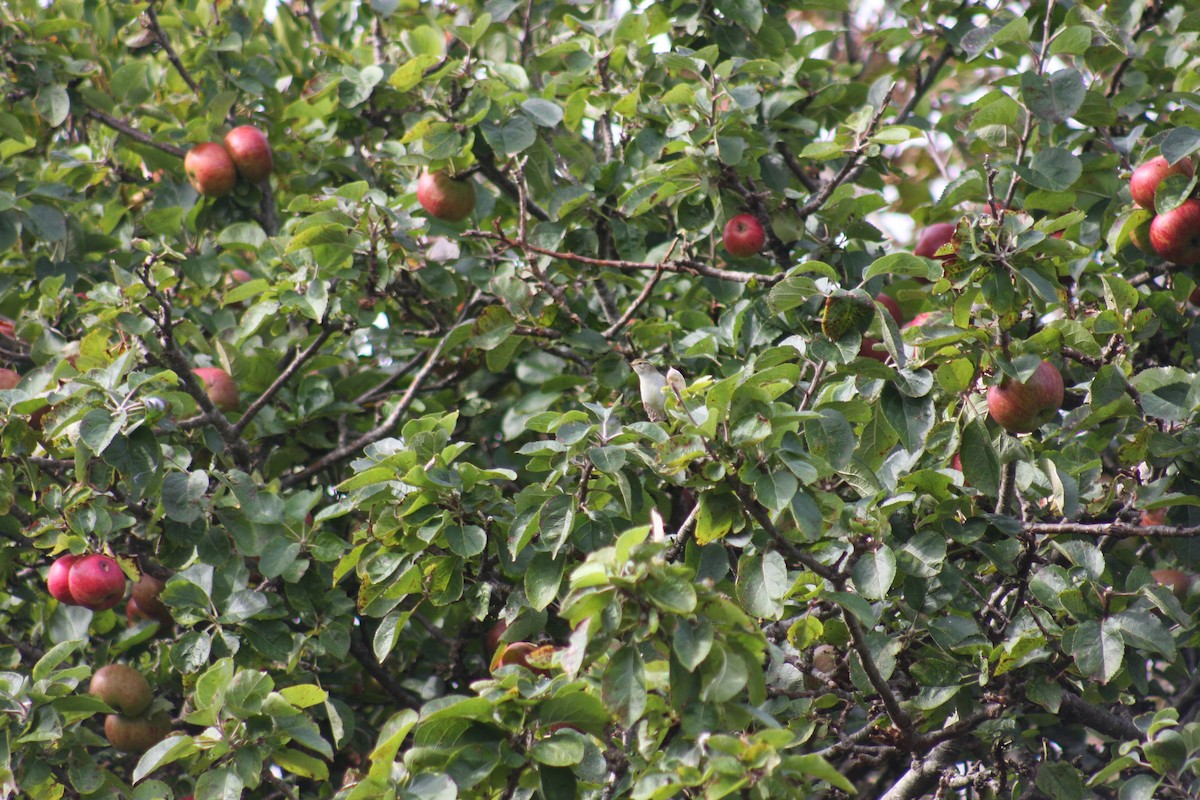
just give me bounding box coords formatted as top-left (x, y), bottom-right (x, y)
top-left (821, 291), bottom-right (874, 341)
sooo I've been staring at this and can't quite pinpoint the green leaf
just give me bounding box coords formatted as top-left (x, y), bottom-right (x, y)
top-left (35, 84), bottom-right (69, 127)
top-left (735, 552), bottom-right (787, 619)
top-left (1160, 127), bottom-right (1200, 166)
top-left (714, 0), bottom-right (763, 31)
top-left (1068, 619), bottom-right (1124, 684)
top-left (1022, 146), bottom-right (1082, 191)
top-left (1021, 69), bottom-right (1085, 123)
top-left (960, 419), bottom-right (1001, 496)
top-left (1036, 761), bottom-right (1084, 800)
top-left (864, 252), bottom-right (941, 280)
top-left (602, 645), bottom-right (646, 726)
top-left (852, 546), bottom-right (896, 601)
top-left (162, 471), bottom-right (208, 523)
top-left (792, 754), bottom-right (856, 793)
top-left (880, 384), bottom-right (934, 453)
top-left (673, 618), bottom-right (714, 672)
top-left (522, 98), bottom-right (563, 127)
top-left (531, 734), bottom-right (585, 767)
top-left (133, 735), bottom-right (197, 783)
top-left (525, 551), bottom-right (565, 611)
top-left (279, 685), bottom-right (328, 708)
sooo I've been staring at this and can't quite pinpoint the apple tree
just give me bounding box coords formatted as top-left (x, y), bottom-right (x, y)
top-left (3, 0), bottom-right (1200, 797)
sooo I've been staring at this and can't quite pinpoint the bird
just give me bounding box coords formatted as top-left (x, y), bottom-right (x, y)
top-left (631, 360), bottom-right (667, 422)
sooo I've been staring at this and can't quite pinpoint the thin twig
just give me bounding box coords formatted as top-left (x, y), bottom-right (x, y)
top-left (280, 296), bottom-right (479, 488)
top-left (146, 0), bottom-right (201, 96)
top-left (304, 0), bottom-right (325, 44)
top-left (84, 107), bottom-right (187, 159)
top-left (232, 325), bottom-right (336, 436)
top-left (464, 229), bottom-right (782, 285)
top-left (601, 239), bottom-right (677, 338)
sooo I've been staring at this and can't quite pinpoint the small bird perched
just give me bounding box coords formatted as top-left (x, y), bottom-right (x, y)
top-left (631, 360), bottom-right (667, 422)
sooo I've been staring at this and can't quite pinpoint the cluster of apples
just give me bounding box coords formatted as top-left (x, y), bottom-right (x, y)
top-left (88, 664), bottom-right (172, 754)
top-left (1130, 155), bottom-right (1200, 264)
top-left (47, 555), bottom-right (176, 752)
top-left (184, 125), bottom-right (273, 197)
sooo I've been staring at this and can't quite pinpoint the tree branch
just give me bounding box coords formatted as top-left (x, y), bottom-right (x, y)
top-left (231, 324), bottom-right (336, 437)
top-left (280, 298), bottom-right (476, 488)
top-left (146, 0), bottom-right (201, 97)
top-left (1058, 690), bottom-right (1144, 742)
top-left (878, 742), bottom-right (956, 800)
top-left (84, 107), bottom-right (187, 159)
top-left (464, 229), bottom-right (782, 285)
top-left (1025, 521), bottom-right (1200, 538)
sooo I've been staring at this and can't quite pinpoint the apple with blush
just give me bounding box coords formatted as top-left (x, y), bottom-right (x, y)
top-left (68, 554), bottom-right (127, 611)
top-left (1152, 568), bottom-right (1192, 602)
top-left (89, 664), bottom-right (153, 717)
top-left (104, 710), bottom-right (171, 754)
top-left (1130, 156), bottom-right (1194, 210)
top-left (986, 360), bottom-right (1064, 434)
top-left (0, 368), bottom-right (19, 390)
top-left (184, 142), bottom-right (237, 198)
top-left (1141, 508), bottom-right (1167, 527)
top-left (490, 641), bottom-right (553, 677)
top-left (722, 214), bottom-right (766, 258)
top-left (223, 125), bottom-right (273, 183)
top-left (192, 367), bottom-right (238, 413)
top-left (417, 171), bottom-right (476, 222)
top-left (913, 222), bottom-right (956, 261)
top-left (1150, 199), bottom-right (1200, 265)
top-left (47, 554), bottom-right (81, 604)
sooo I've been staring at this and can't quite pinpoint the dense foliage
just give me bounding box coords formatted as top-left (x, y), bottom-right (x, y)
top-left (3, 0), bottom-right (1200, 797)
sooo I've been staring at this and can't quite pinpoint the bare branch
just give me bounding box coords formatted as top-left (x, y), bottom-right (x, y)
top-left (1025, 521), bottom-right (1200, 538)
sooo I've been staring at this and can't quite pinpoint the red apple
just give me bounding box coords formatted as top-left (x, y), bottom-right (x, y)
top-left (986, 360), bottom-right (1065, 434)
top-left (875, 293), bottom-right (903, 324)
top-left (417, 171), bottom-right (476, 222)
top-left (184, 142), bottom-right (237, 198)
top-left (1130, 156), bottom-right (1194, 210)
top-left (47, 554), bottom-right (80, 604)
top-left (1152, 568), bottom-right (1192, 601)
top-left (904, 311), bottom-right (935, 330)
top-left (485, 620), bottom-right (508, 655)
top-left (1140, 508), bottom-right (1168, 527)
top-left (1150, 199), bottom-right (1200, 265)
top-left (0, 368), bottom-right (19, 390)
top-left (722, 214), bottom-right (766, 258)
top-left (913, 222), bottom-right (956, 261)
top-left (68, 554), bottom-right (127, 611)
top-left (227, 268), bottom-right (252, 285)
top-left (0, 318), bottom-right (14, 338)
top-left (192, 367), bottom-right (238, 412)
top-left (104, 711), bottom-right (171, 754)
top-left (223, 125), bottom-right (273, 183)
top-left (90, 664), bottom-right (153, 716)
